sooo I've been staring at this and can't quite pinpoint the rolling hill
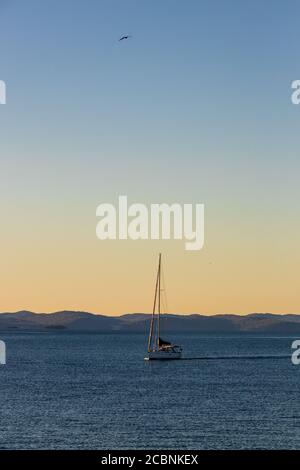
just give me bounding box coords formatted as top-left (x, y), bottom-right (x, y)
top-left (0, 311), bottom-right (300, 333)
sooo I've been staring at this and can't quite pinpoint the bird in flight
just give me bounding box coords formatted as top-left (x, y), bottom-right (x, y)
top-left (119, 35), bottom-right (132, 41)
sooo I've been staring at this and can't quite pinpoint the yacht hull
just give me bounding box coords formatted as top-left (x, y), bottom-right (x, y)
top-left (144, 350), bottom-right (182, 361)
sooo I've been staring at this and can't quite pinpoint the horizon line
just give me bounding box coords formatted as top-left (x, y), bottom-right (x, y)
top-left (0, 310), bottom-right (299, 317)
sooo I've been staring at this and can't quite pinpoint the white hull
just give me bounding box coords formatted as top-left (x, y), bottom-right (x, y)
top-left (145, 350), bottom-right (182, 361)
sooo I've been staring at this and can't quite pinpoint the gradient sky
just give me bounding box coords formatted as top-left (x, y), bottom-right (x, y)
top-left (0, 0), bottom-right (300, 315)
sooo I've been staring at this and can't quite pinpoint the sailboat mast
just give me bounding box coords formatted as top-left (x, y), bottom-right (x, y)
top-left (148, 254), bottom-right (160, 352)
top-left (157, 253), bottom-right (161, 348)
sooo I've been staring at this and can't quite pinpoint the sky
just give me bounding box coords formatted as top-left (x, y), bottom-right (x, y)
top-left (0, 0), bottom-right (300, 315)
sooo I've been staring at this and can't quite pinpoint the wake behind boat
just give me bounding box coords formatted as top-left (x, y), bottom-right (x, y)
top-left (144, 254), bottom-right (183, 361)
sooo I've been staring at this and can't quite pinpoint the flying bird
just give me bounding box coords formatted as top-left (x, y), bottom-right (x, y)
top-left (119, 35), bottom-right (132, 41)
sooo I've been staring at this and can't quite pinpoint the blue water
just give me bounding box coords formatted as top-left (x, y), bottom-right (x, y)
top-left (0, 332), bottom-right (299, 449)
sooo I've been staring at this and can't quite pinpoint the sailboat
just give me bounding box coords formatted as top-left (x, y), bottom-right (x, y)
top-left (144, 254), bottom-right (183, 361)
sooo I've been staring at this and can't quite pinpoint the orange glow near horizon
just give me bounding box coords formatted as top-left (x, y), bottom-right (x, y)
top-left (1, 211), bottom-right (299, 315)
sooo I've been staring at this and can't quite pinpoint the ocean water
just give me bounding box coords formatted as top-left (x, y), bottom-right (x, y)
top-left (0, 332), bottom-right (299, 450)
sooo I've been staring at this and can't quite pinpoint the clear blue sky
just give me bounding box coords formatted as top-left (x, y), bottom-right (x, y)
top-left (1, 0), bottom-right (299, 198)
top-left (0, 0), bottom-right (300, 314)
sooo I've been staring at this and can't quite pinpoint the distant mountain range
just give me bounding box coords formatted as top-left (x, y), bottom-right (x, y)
top-left (1, 311), bottom-right (300, 333)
